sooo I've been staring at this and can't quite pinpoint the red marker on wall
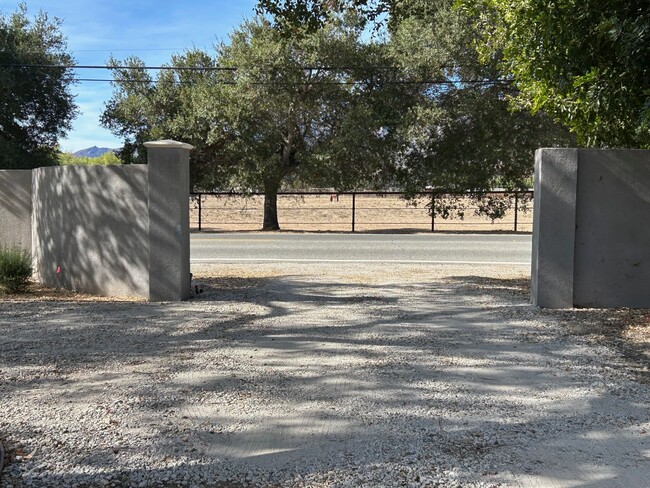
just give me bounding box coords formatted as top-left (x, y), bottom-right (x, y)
top-left (56, 266), bottom-right (61, 274)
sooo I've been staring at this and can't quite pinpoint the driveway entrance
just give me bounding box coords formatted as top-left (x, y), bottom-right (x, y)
top-left (2, 259), bottom-right (648, 487)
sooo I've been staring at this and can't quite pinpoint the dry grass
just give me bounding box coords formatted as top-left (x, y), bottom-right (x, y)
top-left (190, 193), bottom-right (534, 233)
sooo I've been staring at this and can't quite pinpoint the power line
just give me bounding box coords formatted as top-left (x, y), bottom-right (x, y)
top-left (3, 63), bottom-right (510, 85)
top-left (0, 63), bottom-right (236, 71)
top-left (76, 77), bottom-right (509, 86)
top-left (71, 48), bottom-right (186, 52)
top-left (0, 63), bottom-right (456, 72)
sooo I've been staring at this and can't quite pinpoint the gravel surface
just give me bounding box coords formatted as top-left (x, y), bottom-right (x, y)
top-left (1, 263), bottom-right (649, 488)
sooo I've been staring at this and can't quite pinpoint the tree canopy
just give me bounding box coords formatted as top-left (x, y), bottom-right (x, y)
top-left (104, 3), bottom-right (573, 230)
top-left (259, 0), bottom-right (649, 149)
top-left (468, 0), bottom-right (650, 148)
top-left (250, 0), bottom-right (574, 227)
top-left (373, 0), bottom-right (572, 195)
top-left (0, 4), bottom-right (77, 169)
top-left (256, 0), bottom-right (390, 32)
top-left (102, 15), bottom-right (418, 230)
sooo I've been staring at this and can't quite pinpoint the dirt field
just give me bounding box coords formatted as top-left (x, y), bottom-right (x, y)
top-left (190, 193), bottom-right (534, 233)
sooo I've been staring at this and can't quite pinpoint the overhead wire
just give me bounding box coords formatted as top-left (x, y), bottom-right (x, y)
top-left (75, 78), bottom-right (508, 86)
top-left (2, 63), bottom-right (420, 71)
top-left (1, 63), bottom-right (510, 86)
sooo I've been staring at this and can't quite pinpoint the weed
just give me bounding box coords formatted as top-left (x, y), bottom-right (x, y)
top-left (0, 245), bottom-right (32, 293)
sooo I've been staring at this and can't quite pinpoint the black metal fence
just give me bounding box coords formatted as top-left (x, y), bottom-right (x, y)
top-left (190, 190), bottom-right (534, 233)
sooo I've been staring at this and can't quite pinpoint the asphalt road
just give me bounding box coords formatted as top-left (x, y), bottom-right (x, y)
top-left (190, 233), bottom-right (532, 265)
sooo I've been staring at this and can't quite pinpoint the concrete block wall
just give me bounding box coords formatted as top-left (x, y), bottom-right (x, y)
top-left (0, 140), bottom-right (192, 300)
top-left (0, 170), bottom-right (33, 250)
top-left (532, 148), bottom-right (650, 308)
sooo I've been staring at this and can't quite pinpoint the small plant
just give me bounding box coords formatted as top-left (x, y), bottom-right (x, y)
top-left (0, 245), bottom-right (32, 293)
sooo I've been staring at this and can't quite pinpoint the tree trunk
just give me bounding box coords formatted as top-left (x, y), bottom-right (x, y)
top-left (262, 179), bottom-right (281, 231)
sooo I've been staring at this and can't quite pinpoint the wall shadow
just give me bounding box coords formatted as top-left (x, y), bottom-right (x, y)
top-left (450, 274), bottom-right (649, 384)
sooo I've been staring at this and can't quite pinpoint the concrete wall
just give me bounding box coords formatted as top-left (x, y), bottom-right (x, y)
top-left (0, 170), bottom-right (32, 250)
top-left (9, 140), bottom-right (193, 300)
top-left (145, 141), bottom-right (192, 301)
top-left (573, 150), bottom-right (650, 307)
top-left (530, 149), bottom-right (578, 308)
top-left (532, 148), bottom-right (650, 308)
top-left (32, 165), bottom-right (150, 298)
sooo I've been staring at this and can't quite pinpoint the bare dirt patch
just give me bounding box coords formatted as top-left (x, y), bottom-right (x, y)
top-left (191, 193), bottom-right (534, 233)
top-left (0, 282), bottom-right (145, 302)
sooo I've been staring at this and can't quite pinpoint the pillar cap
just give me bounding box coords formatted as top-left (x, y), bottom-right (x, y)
top-left (144, 140), bottom-right (194, 150)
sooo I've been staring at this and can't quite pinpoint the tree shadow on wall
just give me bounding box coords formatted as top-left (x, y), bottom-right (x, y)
top-left (0, 170), bottom-right (32, 248)
top-left (32, 165), bottom-right (150, 298)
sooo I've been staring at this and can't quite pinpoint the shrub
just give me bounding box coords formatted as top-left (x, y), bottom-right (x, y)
top-left (0, 245), bottom-right (32, 293)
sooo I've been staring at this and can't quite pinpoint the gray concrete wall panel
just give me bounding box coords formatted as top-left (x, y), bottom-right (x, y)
top-left (531, 148), bottom-right (578, 308)
top-left (0, 170), bottom-right (32, 251)
top-left (31, 165), bottom-right (149, 298)
top-left (146, 142), bottom-right (191, 301)
top-left (573, 149), bottom-right (650, 307)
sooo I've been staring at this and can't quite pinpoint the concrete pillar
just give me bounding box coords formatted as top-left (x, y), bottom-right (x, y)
top-left (145, 140), bottom-right (193, 301)
top-left (531, 148), bottom-right (578, 308)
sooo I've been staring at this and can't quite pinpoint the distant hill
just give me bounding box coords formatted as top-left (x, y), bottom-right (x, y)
top-left (72, 146), bottom-right (117, 158)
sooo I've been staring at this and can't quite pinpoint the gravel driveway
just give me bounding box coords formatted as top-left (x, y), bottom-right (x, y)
top-left (1, 263), bottom-right (649, 488)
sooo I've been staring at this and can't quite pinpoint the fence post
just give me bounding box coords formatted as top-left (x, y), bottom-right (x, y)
top-left (431, 190), bottom-right (435, 233)
top-left (514, 191), bottom-right (519, 232)
top-left (352, 192), bottom-right (356, 232)
top-left (197, 193), bottom-right (202, 232)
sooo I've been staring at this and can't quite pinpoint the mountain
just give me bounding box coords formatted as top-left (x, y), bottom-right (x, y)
top-left (72, 146), bottom-right (117, 158)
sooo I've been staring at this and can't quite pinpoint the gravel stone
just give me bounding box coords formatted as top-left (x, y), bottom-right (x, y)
top-left (1, 262), bottom-right (649, 487)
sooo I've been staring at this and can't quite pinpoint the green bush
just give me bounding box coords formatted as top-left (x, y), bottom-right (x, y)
top-left (0, 245), bottom-right (32, 293)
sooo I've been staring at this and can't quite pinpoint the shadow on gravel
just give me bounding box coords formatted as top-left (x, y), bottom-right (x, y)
top-left (450, 274), bottom-right (650, 385)
top-left (1, 272), bottom-right (649, 487)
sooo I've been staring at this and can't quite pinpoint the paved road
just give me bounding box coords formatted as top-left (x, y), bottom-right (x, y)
top-left (190, 233), bottom-right (532, 265)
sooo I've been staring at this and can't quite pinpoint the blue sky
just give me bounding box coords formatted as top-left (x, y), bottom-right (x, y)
top-left (1, 0), bottom-right (258, 152)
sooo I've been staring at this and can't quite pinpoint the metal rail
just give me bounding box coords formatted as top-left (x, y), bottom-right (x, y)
top-left (190, 190), bottom-right (534, 233)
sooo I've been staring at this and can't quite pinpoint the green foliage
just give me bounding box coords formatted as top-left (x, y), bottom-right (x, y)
top-left (259, 1), bottom-right (573, 198)
top-left (101, 51), bottom-right (235, 185)
top-left (0, 4), bottom-right (77, 169)
top-left (467, 0), bottom-right (650, 148)
top-left (58, 151), bottom-right (121, 166)
top-left (256, 1), bottom-right (383, 31)
top-left (388, 0), bottom-right (573, 195)
top-left (105, 2), bottom-right (574, 228)
top-left (212, 16), bottom-right (417, 191)
top-left (256, 0), bottom-right (431, 34)
top-left (431, 192), bottom-right (529, 222)
top-left (0, 244), bottom-right (32, 293)
top-left (254, 0), bottom-right (578, 228)
top-left (102, 15), bottom-right (419, 229)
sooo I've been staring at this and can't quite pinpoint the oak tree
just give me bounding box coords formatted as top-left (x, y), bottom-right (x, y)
top-left (102, 15), bottom-right (418, 230)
